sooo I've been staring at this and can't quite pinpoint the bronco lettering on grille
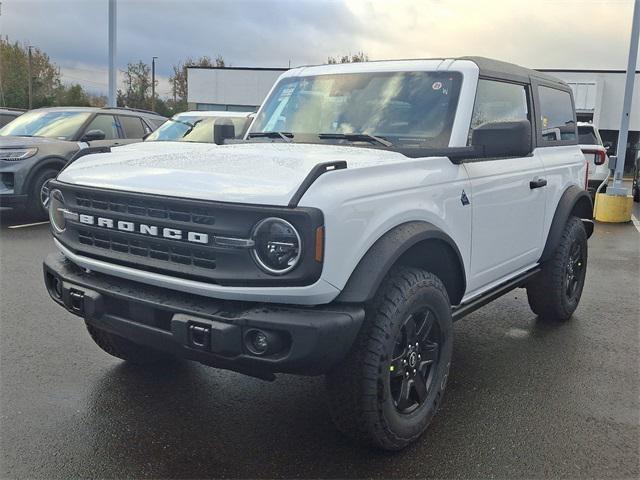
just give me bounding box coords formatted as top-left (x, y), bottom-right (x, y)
top-left (77, 214), bottom-right (210, 244)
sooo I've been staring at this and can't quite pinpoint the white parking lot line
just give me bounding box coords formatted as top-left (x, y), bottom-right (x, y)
top-left (632, 214), bottom-right (640, 233)
top-left (7, 221), bottom-right (50, 229)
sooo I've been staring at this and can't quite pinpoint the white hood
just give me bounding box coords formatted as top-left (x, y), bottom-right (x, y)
top-left (57, 142), bottom-right (409, 206)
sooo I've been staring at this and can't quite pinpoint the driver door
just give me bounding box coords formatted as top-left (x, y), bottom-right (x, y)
top-left (464, 79), bottom-right (547, 294)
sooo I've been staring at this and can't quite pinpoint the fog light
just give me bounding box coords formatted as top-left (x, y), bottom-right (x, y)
top-left (53, 277), bottom-right (63, 299)
top-left (252, 331), bottom-right (269, 354)
top-left (244, 329), bottom-right (286, 356)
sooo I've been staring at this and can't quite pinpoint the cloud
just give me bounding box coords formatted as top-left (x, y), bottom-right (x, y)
top-left (3, 0), bottom-right (638, 97)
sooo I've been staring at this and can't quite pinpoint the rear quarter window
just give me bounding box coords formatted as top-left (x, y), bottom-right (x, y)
top-left (538, 86), bottom-right (577, 143)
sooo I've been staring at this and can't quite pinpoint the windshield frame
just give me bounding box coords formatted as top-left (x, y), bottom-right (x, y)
top-left (248, 70), bottom-right (464, 151)
top-left (0, 110), bottom-right (93, 140)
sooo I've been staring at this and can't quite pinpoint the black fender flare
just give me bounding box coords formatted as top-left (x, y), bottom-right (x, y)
top-left (336, 221), bottom-right (466, 305)
top-left (539, 185), bottom-right (593, 263)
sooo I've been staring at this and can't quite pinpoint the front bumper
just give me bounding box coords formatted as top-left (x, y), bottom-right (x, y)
top-left (43, 253), bottom-right (364, 377)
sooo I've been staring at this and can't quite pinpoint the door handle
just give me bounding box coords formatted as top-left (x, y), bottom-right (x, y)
top-left (530, 178), bottom-right (547, 189)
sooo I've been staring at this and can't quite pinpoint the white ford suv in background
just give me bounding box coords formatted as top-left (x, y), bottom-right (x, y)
top-left (578, 121), bottom-right (609, 196)
top-left (43, 57), bottom-right (593, 451)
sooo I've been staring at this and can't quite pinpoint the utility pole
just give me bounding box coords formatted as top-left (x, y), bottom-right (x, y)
top-left (28, 46), bottom-right (33, 109)
top-left (108, 0), bottom-right (117, 107)
top-left (0, 2), bottom-right (4, 107)
top-left (609, 0), bottom-right (640, 196)
top-left (151, 56), bottom-right (157, 112)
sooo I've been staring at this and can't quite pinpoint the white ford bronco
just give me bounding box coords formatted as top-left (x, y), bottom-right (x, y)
top-left (43, 57), bottom-right (593, 450)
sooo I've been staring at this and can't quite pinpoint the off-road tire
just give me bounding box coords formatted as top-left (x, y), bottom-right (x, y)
top-left (527, 216), bottom-right (587, 322)
top-left (325, 267), bottom-right (453, 450)
top-left (26, 168), bottom-right (58, 219)
top-left (85, 322), bottom-right (174, 365)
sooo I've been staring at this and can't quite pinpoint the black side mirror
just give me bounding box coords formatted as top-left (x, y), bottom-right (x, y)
top-left (213, 120), bottom-right (235, 145)
top-left (81, 129), bottom-right (106, 142)
top-left (472, 120), bottom-right (532, 158)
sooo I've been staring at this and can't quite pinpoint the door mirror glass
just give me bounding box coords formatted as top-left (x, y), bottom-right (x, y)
top-left (471, 120), bottom-right (532, 158)
top-left (80, 129), bottom-right (106, 142)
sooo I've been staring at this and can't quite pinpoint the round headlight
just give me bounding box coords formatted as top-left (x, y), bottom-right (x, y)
top-left (49, 189), bottom-right (66, 233)
top-left (251, 217), bottom-right (302, 275)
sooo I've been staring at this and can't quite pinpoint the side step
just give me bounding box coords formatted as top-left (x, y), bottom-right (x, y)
top-left (451, 267), bottom-right (541, 322)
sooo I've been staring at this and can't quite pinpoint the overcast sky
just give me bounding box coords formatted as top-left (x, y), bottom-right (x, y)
top-left (2, 0), bottom-right (639, 97)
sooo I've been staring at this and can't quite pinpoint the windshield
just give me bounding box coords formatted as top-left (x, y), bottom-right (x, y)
top-left (0, 110), bottom-right (92, 140)
top-left (147, 115), bottom-right (248, 142)
top-left (578, 126), bottom-right (601, 145)
top-left (250, 71), bottom-right (462, 148)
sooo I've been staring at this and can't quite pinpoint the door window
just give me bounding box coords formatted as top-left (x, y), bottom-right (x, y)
top-left (468, 79), bottom-right (529, 144)
top-left (119, 115), bottom-right (146, 138)
top-left (538, 86), bottom-right (576, 143)
top-left (84, 114), bottom-right (119, 140)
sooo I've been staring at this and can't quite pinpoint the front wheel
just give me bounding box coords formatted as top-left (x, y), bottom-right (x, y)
top-left (526, 216), bottom-right (588, 322)
top-left (26, 168), bottom-right (58, 219)
top-left (326, 267), bottom-right (453, 450)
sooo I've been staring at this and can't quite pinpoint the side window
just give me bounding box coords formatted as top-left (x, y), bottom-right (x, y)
top-left (84, 114), bottom-right (119, 139)
top-left (538, 86), bottom-right (576, 142)
top-left (468, 79), bottom-right (529, 144)
top-left (119, 115), bottom-right (146, 138)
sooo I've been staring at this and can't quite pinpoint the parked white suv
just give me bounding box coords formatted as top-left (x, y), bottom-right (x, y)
top-left (43, 57), bottom-right (593, 450)
top-left (578, 122), bottom-right (609, 195)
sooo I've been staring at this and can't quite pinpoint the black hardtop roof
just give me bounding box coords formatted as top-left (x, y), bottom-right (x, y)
top-left (460, 56), bottom-right (567, 86)
top-left (292, 56), bottom-right (569, 88)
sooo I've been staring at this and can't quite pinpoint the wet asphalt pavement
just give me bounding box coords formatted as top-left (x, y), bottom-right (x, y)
top-left (1, 207), bottom-right (639, 479)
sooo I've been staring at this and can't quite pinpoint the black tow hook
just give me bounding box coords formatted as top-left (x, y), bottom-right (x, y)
top-left (68, 289), bottom-right (85, 314)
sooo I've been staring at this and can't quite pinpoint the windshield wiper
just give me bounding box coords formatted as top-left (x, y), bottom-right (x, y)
top-left (318, 133), bottom-right (393, 147)
top-left (247, 131), bottom-right (293, 142)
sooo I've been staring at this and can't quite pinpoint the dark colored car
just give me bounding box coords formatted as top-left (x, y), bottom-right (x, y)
top-left (0, 108), bottom-right (25, 128)
top-left (0, 107), bottom-right (165, 217)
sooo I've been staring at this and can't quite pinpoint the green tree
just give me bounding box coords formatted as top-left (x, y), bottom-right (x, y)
top-left (0, 40), bottom-right (63, 108)
top-left (57, 84), bottom-right (91, 106)
top-left (327, 51), bottom-right (369, 64)
top-left (117, 61), bottom-right (152, 110)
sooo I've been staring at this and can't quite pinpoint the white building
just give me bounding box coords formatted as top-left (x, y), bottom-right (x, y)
top-left (187, 66), bottom-right (287, 112)
top-left (187, 66), bottom-right (640, 171)
top-left (539, 69), bottom-right (640, 172)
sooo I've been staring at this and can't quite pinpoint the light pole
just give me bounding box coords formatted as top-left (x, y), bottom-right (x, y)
top-left (609, 0), bottom-right (640, 196)
top-left (151, 56), bottom-right (157, 112)
top-left (108, 0), bottom-right (117, 107)
top-left (28, 45), bottom-right (33, 109)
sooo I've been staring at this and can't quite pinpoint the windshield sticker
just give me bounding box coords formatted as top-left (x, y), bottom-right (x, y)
top-left (432, 81), bottom-right (443, 91)
top-left (278, 85), bottom-right (296, 101)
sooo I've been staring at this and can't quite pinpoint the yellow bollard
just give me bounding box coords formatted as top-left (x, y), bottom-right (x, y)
top-left (594, 193), bottom-right (633, 223)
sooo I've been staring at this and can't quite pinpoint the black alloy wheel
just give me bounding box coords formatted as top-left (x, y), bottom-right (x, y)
top-left (389, 310), bottom-right (442, 414)
top-left (565, 240), bottom-right (584, 301)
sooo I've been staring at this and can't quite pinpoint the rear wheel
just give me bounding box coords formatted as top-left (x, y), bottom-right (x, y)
top-left (326, 267), bottom-right (453, 450)
top-left (26, 168), bottom-right (58, 219)
top-left (527, 216), bottom-right (587, 322)
top-left (85, 322), bottom-right (174, 365)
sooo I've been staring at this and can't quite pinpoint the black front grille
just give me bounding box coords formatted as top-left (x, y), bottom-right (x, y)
top-left (77, 229), bottom-right (217, 270)
top-left (75, 192), bottom-right (216, 226)
top-left (53, 182), bottom-right (324, 287)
